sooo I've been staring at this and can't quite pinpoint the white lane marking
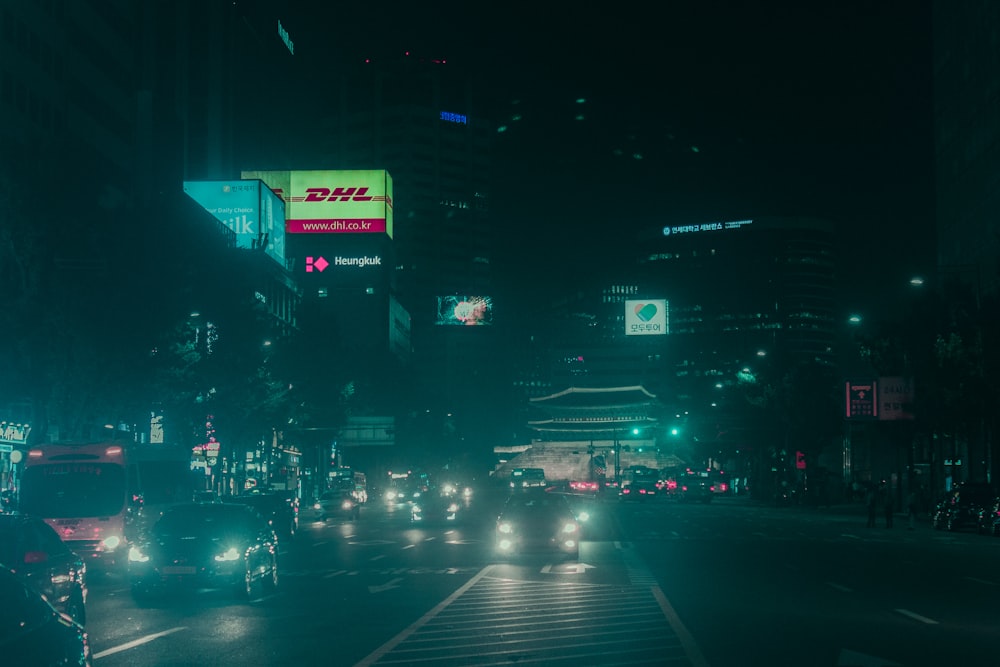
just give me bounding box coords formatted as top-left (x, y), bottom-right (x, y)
top-left (93, 627), bottom-right (187, 659)
top-left (370, 554), bottom-right (387, 561)
top-left (323, 570), bottom-right (347, 578)
top-left (827, 582), bottom-right (853, 593)
top-left (402, 544), bottom-right (416, 549)
top-left (840, 534), bottom-right (861, 539)
top-left (354, 565), bottom-right (494, 667)
top-left (964, 576), bottom-right (997, 586)
top-left (894, 608), bottom-right (939, 625)
top-left (652, 586), bottom-right (711, 667)
top-left (312, 541), bottom-right (328, 547)
top-left (423, 536), bottom-right (436, 542)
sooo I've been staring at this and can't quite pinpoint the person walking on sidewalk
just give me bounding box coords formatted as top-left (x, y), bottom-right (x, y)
top-left (907, 488), bottom-right (920, 529)
top-left (865, 483), bottom-right (878, 528)
top-left (883, 485), bottom-right (894, 528)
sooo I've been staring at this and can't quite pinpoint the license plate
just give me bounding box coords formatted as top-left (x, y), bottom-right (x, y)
top-left (162, 566), bottom-right (196, 575)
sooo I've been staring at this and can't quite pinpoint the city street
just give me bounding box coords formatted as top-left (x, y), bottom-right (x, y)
top-left (82, 491), bottom-right (1000, 666)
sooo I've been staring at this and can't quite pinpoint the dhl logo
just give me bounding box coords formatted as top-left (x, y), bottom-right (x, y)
top-left (271, 187), bottom-right (392, 206)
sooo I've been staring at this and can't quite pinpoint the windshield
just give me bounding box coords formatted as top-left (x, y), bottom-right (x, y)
top-left (20, 463), bottom-right (127, 518)
top-left (153, 506), bottom-right (257, 540)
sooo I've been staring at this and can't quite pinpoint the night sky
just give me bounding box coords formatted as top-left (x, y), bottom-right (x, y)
top-left (286, 1), bottom-right (935, 312)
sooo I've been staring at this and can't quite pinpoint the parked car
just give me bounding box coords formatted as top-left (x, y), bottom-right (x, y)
top-left (977, 497), bottom-right (1000, 535)
top-left (229, 491), bottom-right (298, 540)
top-left (0, 512), bottom-right (88, 625)
top-left (932, 483), bottom-right (996, 532)
top-left (128, 502), bottom-right (279, 602)
top-left (0, 564), bottom-right (92, 666)
top-left (495, 490), bottom-right (581, 560)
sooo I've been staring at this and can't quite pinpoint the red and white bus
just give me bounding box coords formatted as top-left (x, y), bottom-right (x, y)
top-left (19, 440), bottom-right (197, 568)
top-left (19, 442), bottom-right (131, 566)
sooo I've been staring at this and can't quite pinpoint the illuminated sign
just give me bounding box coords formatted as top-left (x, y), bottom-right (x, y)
top-left (436, 296), bottom-right (493, 326)
top-left (624, 299), bottom-right (668, 336)
top-left (278, 20), bottom-right (294, 54)
top-left (242, 169), bottom-right (394, 239)
top-left (878, 376), bottom-right (915, 421)
top-left (662, 219), bottom-right (753, 236)
top-left (304, 255), bottom-right (382, 272)
top-left (845, 379), bottom-right (878, 420)
top-left (183, 180), bottom-right (287, 266)
top-left (0, 421), bottom-right (30, 446)
top-left (440, 111), bottom-right (467, 124)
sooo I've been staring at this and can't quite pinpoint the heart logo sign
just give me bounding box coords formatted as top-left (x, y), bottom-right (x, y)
top-left (634, 303), bottom-right (658, 322)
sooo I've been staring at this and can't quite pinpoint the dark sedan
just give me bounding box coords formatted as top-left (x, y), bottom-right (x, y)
top-left (128, 502), bottom-right (279, 602)
top-left (0, 513), bottom-right (88, 626)
top-left (410, 493), bottom-right (463, 524)
top-left (932, 482), bottom-right (996, 532)
top-left (495, 491), bottom-right (581, 560)
top-left (0, 564), bottom-right (92, 666)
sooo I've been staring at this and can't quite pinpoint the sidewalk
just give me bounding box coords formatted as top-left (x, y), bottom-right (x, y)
top-left (723, 494), bottom-right (933, 529)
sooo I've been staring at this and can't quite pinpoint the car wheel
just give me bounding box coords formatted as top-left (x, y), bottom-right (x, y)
top-left (238, 565), bottom-right (255, 600)
top-left (66, 589), bottom-right (86, 626)
top-left (267, 555), bottom-right (279, 590)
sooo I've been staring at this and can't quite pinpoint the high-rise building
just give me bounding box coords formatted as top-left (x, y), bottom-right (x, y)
top-left (933, 1), bottom-right (1000, 296)
top-left (511, 216), bottom-right (839, 450)
top-left (315, 51), bottom-right (506, 461)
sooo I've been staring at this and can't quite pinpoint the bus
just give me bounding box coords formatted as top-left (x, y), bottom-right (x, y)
top-left (19, 441), bottom-right (197, 568)
top-left (329, 467), bottom-right (368, 504)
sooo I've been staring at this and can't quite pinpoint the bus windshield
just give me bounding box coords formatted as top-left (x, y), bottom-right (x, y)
top-left (20, 463), bottom-right (127, 518)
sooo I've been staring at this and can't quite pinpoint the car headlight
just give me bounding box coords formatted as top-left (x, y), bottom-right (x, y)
top-left (448, 503), bottom-right (460, 513)
top-left (128, 545), bottom-right (149, 563)
top-left (576, 511), bottom-right (590, 522)
top-left (561, 522), bottom-right (579, 534)
top-left (102, 535), bottom-right (122, 551)
top-left (442, 484), bottom-right (456, 495)
top-left (341, 499), bottom-right (355, 510)
top-left (313, 502), bottom-right (321, 510)
top-left (498, 521), bottom-right (513, 534)
top-left (214, 547), bottom-right (241, 562)
top-left (463, 487), bottom-right (473, 497)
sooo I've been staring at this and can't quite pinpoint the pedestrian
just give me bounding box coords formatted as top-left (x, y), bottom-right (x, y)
top-left (865, 484), bottom-right (878, 528)
top-left (906, 489), bottom-right (919, 530)
top-left (884, 485), bottom-right (894, 528)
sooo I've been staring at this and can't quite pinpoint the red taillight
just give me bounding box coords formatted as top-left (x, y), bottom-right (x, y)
top-left (28, 449), bottom-right (43, 458)
top-left (719, 483), bottom-right (728, 492)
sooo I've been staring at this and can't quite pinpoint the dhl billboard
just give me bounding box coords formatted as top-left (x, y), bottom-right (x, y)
top-left (241, 169), bottom-right (393, 239)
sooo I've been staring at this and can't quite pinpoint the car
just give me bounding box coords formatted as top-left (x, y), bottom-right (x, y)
top-left (932, 482), bottom-right (996, 532)
top-left (315, 490), bottom-right (361, 521)
top-left (228, 491), bottom-right (298, 540)
top-left (0, 564), bottom-right (92, 666)
top-left (495, 490), bottom-right (581, 560)
top-left (0, 512), bottom-right (88, 626)
top-left (619, 480), bottom-right (659, 501)
top-left (127, 502), bottom-right (279, 601)
top-left (410, 493), bottom-right (463, 524)
top-left (666, 472), bottom-right (715, 503)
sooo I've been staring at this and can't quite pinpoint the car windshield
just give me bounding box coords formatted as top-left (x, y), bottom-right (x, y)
top-left (153, 506), bottom-right (258, 540)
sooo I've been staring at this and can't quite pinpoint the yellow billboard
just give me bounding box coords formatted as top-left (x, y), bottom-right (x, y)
top-left (241, 169), bottom-right (393, 239)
